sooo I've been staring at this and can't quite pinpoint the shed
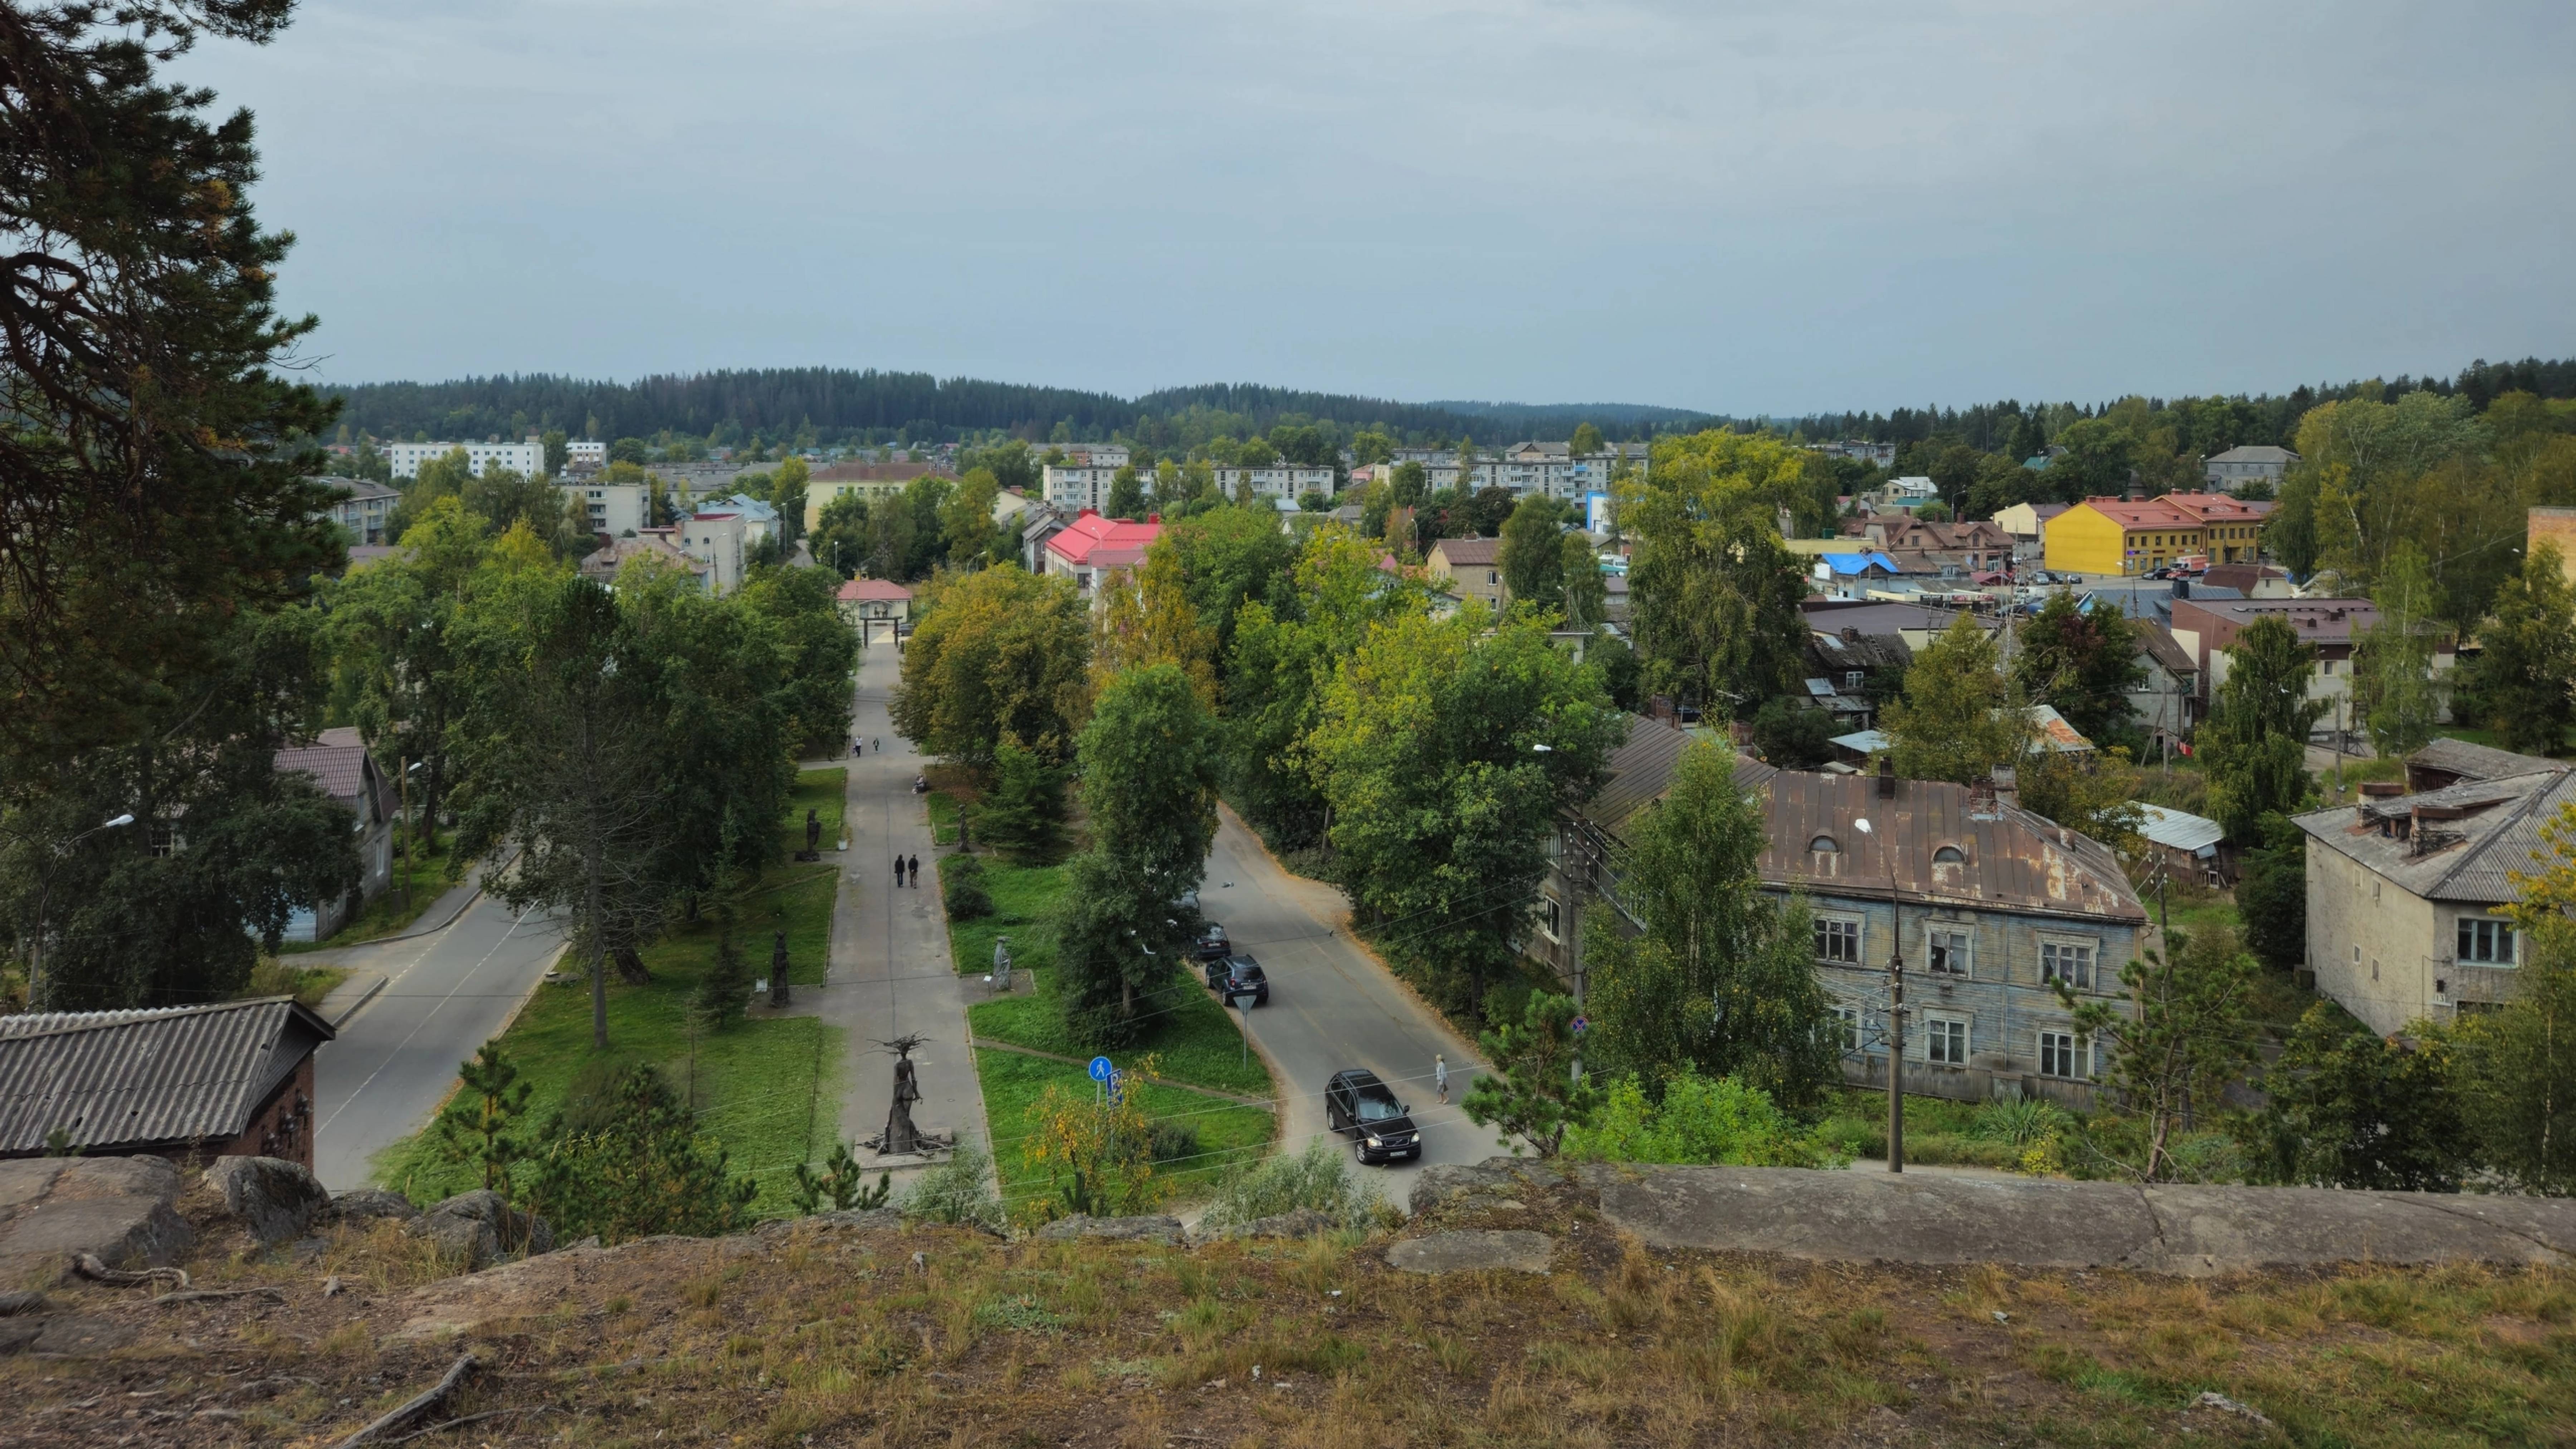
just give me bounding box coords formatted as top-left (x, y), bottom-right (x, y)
top-left (0, 999), bottom-right (335, 1169)
top-left (2135, 803), bottom-right (2232, 885)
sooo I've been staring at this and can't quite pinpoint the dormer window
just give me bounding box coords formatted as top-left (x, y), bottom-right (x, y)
top-left (1808, 835), bottom-right (1840, 854)
top-left (1933, 845), bottom-right (1966, 864)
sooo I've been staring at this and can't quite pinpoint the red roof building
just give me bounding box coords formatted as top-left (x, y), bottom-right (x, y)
top-left (835, 576), bottom-right (913, 636)
top-left (1040, 510), bottom-right (1162, 597)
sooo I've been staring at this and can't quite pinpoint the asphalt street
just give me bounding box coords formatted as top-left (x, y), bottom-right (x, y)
top-left (1197, 809), bottom-right (1493, 1205)
top-left (309, 889), bottom-right (565, 1192)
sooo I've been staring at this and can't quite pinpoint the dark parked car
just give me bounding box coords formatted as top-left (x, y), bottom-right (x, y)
top-left (1206, 955), bottom-right (1268, 1006)
top-left (1325, 1069), bottom-right (1420, 1164)
top-left (1192, 923), bottom-right (1232, 963)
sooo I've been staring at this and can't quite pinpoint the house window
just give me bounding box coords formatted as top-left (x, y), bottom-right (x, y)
top-left (2458, 918), bottom-right (2516, 965)
top-left (1932, 845), bottom-right (1965, 864)
top-left (1815, 916), bottom-right (1863, 964)
top-left (1928, 929), bottom-right (1971, 976)
top-left (1809, 835), bottom-right (1840, 854)
top-left (2040, 939), bottom-right (2095, 990)
top-left (1925, 1015), bottom-right (1968, 1065)
top-left (1832, 1004), bottom-right (1860, 1052)
top-left (2039, 1030), bottom-right (2082, 1078)
top-left (1844, 670), bottom-right (1865, 691)
top-left (1541, 895), bottom-right (1563, 941)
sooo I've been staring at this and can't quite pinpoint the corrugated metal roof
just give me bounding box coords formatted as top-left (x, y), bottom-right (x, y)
top-left (2293, 769), bottom-right (2576, 904)
top-left (1758, 771), bottom-right (2146, 923)
top-left (1580, 717), bottom-right (1774, 834)
top-left (2136, 804), bottom-right (2226, 854)
top-left (0, 999), bottom-right (333, 1156)
top-left (2406, 737), bottom-right (2562, 785)
top-left (273, 741), bottom-right (372, 804)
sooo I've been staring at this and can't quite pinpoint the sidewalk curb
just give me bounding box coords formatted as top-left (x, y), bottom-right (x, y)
top-left (327, 973), bottom-right (388, 1029)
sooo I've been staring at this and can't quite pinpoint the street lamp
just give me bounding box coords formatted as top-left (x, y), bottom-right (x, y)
top-left (19, 812), bottom-right (136, 1009)
top-left (1854, 815), bottom-right (1903, 1173)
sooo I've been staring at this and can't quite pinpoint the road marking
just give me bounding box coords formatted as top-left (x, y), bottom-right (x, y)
top-left (316, 904), bottom-right (539, 1139)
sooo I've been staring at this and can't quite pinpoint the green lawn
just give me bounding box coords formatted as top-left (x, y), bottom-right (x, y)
top-left (943, 855), bottom-right (1067, 981)
top-left (973, 1047), bottom-right (1274, 1217)
top-left (927, 790), bottom-right (961, 847)
top-left (372, 769), bottom-right (850, 1217)
top-left (968, 966), bottom-right (1271, 1097)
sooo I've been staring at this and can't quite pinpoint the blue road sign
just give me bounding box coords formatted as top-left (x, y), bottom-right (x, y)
top-left (1570, 1016), bottom-right (1589, 1035)
top-left (1087, 1055), bottom-right (1114, 1083)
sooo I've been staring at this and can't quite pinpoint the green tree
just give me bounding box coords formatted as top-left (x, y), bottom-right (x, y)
top-left (1584, 743), bottom-right (1841, 1108)
top-left (0, 0), bottom-right (343, 768)
top-left (1104, 464), bottom-right (1147, 521)
top-left (2040, 418), bottom-right (2135, 500)
top-left (1462, 991), bottom-right (1601, 1158)
top-left (1499, 496), bottom-right (1565, 610)
top-left (2350, 543), bottom-right (2444, 756)
top-left (2060, 928), bottom-right (2260, 1182)
top-left (939, 466), bottom-right (1004, 566)
top-left (973, 739), bottom-right (1069, 862)
top-left (1307, 611), bottom-right (1623, 1014)
top-left (1884, 615), bottom-right (2030, 784)
top-left (2465, 541), bottom-right (2576, 755)
top-left (691, 923), bottom-right (753, 1031)
top-left (767, 457), bottom-right (810, 545)
top-left (1749, 696), bottom-right (1835, 769)
top-left (435, 1043), bottom-right (532, 1193)
top-left (810, 488), bottom-right (869, 579)
top-left (1623, 431), bottom-right (1809, 717)
top-left (2246, 1002), bottom-right (2464, 1191)
top-left (891, 566), bottom-right (1091, 769)
top-left (2010, 592), bottom-right (2144, 746)
top-left (1565, 1068), bottom-right (1829, 1167)
top-left (523, 1065), bottom-right (759, 1244)
top-left (541, 429), bottom-right (570, 476)
top-left (1560, 534), bottom-right (1607, 630)
top-left (1570, 421), bottom-right (1605, 456)
top-left (2199, 616), bottom-right (2324, 841)
top-left (2233, 816), bottom-right (2307, 970)
top-left (1351, 429), bottom-right (1395, 467)
top-left (734, 563), bottom-right (858, 757)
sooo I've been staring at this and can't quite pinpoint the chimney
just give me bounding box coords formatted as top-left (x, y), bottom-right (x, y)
top-left (1146, 513), bottom-right (1161, 524)
top-left (1841, 626), bottom-right (1862, 644)
top-left (2172, 577), bottom-right (2190, 599)
top-left (1991, 765), bottom-right (2018, 809)
top-left (1876, 757), bottom-right (1895, 799)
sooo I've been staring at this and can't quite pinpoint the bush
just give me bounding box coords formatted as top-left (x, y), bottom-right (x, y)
top-left (1145, 1119), bottom-right (1201, 1166)
top-left (522, 1064), bottom-right (759, 1244)
top-left (941, 854), bottom-right (994, 921)
top-left (1197, 1138), bottom-right (1388, 1232)
top-left (1750, 696), bottom-right (1836, 770)
top-left (898, 1141), bottom-right (1005, 1233)
top-left (1564, 1069), bottom-right (1840, 1167)
top-left (691, 927), bottom-right (753, 1030)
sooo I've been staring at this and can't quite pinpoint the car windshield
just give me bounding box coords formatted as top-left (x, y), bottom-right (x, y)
top-left (1355, 1090), bottom-right (1404, 1122)
top-left (1231, 963), bottom-right (1264, 982)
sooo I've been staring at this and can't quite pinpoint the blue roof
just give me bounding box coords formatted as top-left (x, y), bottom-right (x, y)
top-left (1818, 551), bottom-right (1901, 576)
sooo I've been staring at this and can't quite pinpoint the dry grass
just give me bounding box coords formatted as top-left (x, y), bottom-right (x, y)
top-left (2, 1186), bottom-right (2570, 1447)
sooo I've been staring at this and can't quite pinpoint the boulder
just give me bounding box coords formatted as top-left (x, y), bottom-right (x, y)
top-left (1407, 1159), bottom-right (1533, 1218)
top-left (408, 1189), bottom-right (551, 1270)
top-left (317, 1188), bottom-right (420, 1226)
top-left (1035, 1214), bottom-right (1184, 1245)
top-left (0, 1157), bottom-right (191, 1284)
top-left (1191, 1208), bottom-right (1340, 1245)
top-left (1385, 1229), bottom-right (1556, 1275)
top-left (202, 1157), bottom-right (329, 1246)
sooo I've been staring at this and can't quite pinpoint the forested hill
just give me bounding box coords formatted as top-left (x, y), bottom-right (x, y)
top-left (320, 356), bottom-right (2576, 450)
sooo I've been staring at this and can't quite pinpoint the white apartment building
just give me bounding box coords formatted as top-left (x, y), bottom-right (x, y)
top-left (1061, 444), bottom-right (1129, 468)
top-left (565, 440), bottom-right (608, 470)
top-left (563, 482), bottom-right (648, 538)
top-left (1427, 442), bottom-right (1647, 499)
top-left (1208, 465), bottom-right (1337, 501)
top-left (679, 510), bottom-right (748, 595)
top-left (386, 434), bottom-right (545, 480)
top-left (1043, 463), bottom-right (1126, 512)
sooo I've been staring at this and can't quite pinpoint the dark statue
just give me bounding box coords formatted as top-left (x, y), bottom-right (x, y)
top-left (770, 929), bottom-right (790, 1008)
top-left (866, 1034), bottom-right (949, 1158)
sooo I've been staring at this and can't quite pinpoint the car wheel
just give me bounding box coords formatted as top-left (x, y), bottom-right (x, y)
top-left (1353, 1140), bottom-right (1370, 1164)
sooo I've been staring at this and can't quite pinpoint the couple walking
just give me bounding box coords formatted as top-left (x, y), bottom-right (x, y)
top-left (893, 852), bottom-right (920, 889)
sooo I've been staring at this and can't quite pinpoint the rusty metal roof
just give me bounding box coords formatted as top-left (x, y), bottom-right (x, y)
top-left (1756, 771), bottom-right (2146, 923)
top-left (1581, 716), bottom-right (1775, 834)
top-left (2295, 769), bottom-right (2576, 905)
top-left (0, 999), bottom-right (333, 1157)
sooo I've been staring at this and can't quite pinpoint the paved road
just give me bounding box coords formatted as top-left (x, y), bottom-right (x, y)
top-left (1198, 809), bottom-right (1491, 1207)
top-left (309, 889), bottom-right (565, 1192)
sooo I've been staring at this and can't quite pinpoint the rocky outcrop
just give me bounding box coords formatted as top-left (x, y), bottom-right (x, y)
top-left (0, 1157), bottom-right (191, 1284)
top-left (1385, 1229), bottom-right (1556, 1274)
top-left (202, 1157), bottom-right (330, 1246)
top-left (406, 1190), bottom-right (552, 1270)
top-left (1408, 1160), bottom-right (1540, 1219)
top-left (1035, 1214), bottom-right (1184, 1245)
top-left (317, 1188), bottom-right (420, 1226)
top-left (1583, 1164), bottom-right (2576, 1275)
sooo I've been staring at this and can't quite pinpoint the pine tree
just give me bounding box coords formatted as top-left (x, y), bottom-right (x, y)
top-left (435, 1043), bottom-right (532, 1194)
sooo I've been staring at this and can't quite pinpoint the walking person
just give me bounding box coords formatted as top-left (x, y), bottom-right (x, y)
top-left (1435, 1053), bottom-right (1449, 1105)
top-left (907, 853), bottom-right (921, 889)
top-left (895, 853), bottom-right (906, 889)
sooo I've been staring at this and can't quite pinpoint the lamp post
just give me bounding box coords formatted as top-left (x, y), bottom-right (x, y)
top-left (17, 812), bottom-right (136, 1009)
top-left (1854, 815), bottom-right (1903, 1173)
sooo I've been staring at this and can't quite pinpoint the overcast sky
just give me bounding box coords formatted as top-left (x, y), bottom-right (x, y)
top-left (180, 1), bottom-right (2575, 415)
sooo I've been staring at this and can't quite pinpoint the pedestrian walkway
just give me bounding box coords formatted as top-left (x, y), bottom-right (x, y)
top-left (781, 642), bottom-right (990, 1186)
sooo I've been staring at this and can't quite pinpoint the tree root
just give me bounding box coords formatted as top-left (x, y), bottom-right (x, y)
top-left (333, 1352), bottom-right (479, 1447)
top-left (73, 1254), bottom-right (187, 1290)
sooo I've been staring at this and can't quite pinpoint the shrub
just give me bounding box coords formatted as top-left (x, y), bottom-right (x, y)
top-left (941, 853), bottom-right (994, 921)
top-left (522, 1064), bottom-right (758, 1244)
top-left (691, 927), bottom-right (753, 1030)
top-left (897, 1141), bottom-right (1004, 1233)
top-left (1197, 1138), bottom-right (1387, 1232)
top-left (1145, 1119), bottom-right (1201, 1166)
top-left (1563, 1069), bottom-right (1839, 1168)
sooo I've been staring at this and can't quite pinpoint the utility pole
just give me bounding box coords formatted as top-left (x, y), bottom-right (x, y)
top-left (1855, 811), bottom-right (1903, 1172)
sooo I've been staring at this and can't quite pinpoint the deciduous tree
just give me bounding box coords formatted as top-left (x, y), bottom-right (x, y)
top-left (2199, 616), bottom-right (2324, 841)
top-left (1884, 615), bottom-right (2030, 784)
top-left (891, 566), bottom-right (1091, 770)
top-left (2010, 591), bottom-right (2144, 746)
top-left (2465, 542), bottom-right (2576, 755)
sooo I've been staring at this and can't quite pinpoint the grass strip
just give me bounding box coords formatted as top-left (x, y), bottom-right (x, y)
top-left (968, 968), bottom-right (1272, 1098)
top-left (971, 1046), bottom-right (1274, 1212)
top-left (372, 769), bottom-right (849, 1216)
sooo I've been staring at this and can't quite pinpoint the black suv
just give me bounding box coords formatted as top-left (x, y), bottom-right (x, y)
top-left (1325, 1069), bottom-right (1420, 1164)
top-left (1192, 923), bottom-right (1232, 963)
top-left (1205, 955), bottom-right (1267, 1007)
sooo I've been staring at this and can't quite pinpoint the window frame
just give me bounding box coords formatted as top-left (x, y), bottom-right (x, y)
top-left (2458, 916), bottom-right (2516, 965)
top-left (2039, 934), bottom-right (2099, 991)
top-left (1814, 913), bottom-right (1865, 965)
top-left (1923, 1013), bottom-right (1969, 1066)
top-left (1926, 926), bottom-right (1972, 977)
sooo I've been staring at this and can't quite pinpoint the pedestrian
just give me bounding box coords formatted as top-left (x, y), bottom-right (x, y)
top-left (907, 853), bottom-right (920, 889)
top-left (1435, 1053), bottom-right (1448, 1104)
top-left (895, 853), bottom-right (906, 889)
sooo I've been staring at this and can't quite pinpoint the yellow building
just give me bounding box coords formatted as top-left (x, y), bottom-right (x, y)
top-left (801, 462), bottom-right (955, 534)
top-left (2161, 492), bottom-right (2274, 564)
top-left (2043, 498), bottom-right (2201, 577)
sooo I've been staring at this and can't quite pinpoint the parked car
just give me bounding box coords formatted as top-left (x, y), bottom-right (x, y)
top-left (1324, 1069), bottom-right (1420, 1164)
top-left (1192, 923), bottom-right (1232, 963)
top-left (1207, 955), bottom-right (1268, 1006)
